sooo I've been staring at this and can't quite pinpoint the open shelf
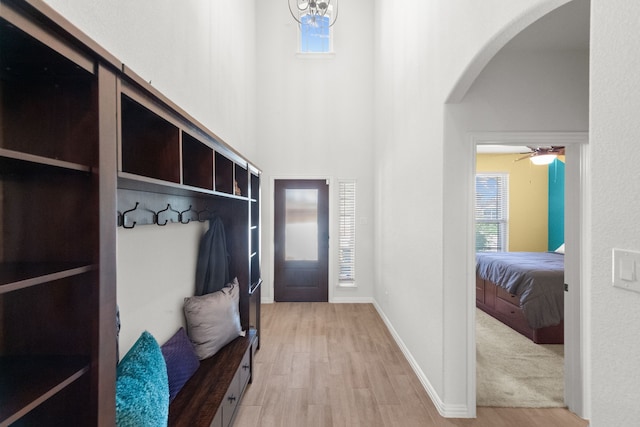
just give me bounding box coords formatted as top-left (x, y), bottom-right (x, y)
top-left (118, 172), bottom-right (250, 201)
top-left (0, 262), bottom-right (94, 294)
top-left (1, 173), bottom-right (97, 263)
top-left (0, 356), bottom-right (89, 426)
top-left (182, 132), bottom-right (214, 190)
top-left (0, 149), bottom-right (92, 174)
top-left (120, 94), bottom-right (180, 183)
top-left (250, 172), bottom-right (260, 203)
top-left (214, 152), bottom-right (234, 194)
top-left (234, 163), bottom-right (248, 197)
top-left (1, 18), bottom-right (98, 168)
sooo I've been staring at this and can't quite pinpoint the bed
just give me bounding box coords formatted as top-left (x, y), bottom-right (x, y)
top-left (476, 251), bottom-right (564, 344)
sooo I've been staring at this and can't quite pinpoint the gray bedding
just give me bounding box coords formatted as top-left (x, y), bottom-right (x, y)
top-left (476, 251), bottom-right (564, 329)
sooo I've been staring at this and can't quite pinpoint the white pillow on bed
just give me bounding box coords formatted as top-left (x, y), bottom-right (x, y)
top-left (554, 243), bottom-right (565, 254)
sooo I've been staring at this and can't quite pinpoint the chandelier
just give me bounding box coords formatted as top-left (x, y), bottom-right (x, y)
top-left (288, 0), bottom-right (339, 27)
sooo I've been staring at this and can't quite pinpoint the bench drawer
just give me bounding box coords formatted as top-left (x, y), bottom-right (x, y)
top-left (222, 345), bottom-right (252, 426)
top-left (239, 346), bottom-right (252, 389)
top-left (222, 372), bottom-right (241, 427)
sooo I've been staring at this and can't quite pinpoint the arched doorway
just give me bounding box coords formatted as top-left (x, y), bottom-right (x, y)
top-left (443, 0), bottom-right (590, 418)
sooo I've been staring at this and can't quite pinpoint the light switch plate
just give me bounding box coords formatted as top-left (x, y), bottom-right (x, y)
top-left (612, 248), bottom-right (640, 293)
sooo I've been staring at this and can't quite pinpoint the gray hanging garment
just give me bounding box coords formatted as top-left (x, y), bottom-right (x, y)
top-left (195, 216), bottom-right (230, 295)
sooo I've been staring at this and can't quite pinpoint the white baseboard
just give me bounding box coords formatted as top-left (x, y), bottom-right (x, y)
top-left (330, 296), bottom-right (375, 304)
top-left (371, 300), bottom-right (471, 418)
top-left (261, 297), bottom-right (375, 304)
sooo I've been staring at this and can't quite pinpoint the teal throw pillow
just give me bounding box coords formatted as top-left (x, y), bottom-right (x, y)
top-left (116, 331), bottom-right (169, 427)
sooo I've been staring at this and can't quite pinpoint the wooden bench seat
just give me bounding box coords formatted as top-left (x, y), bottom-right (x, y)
top-left (169, 329), bottom-right (257, 427)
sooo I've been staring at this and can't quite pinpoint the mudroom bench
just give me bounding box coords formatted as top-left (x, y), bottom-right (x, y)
top-left (169, 329), bottom-right (258, 427)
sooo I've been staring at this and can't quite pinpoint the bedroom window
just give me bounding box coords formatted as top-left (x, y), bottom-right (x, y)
top-left (475, 173), bottom-right (509, 252)
top-left (338, 180), bottom-right (356, 286)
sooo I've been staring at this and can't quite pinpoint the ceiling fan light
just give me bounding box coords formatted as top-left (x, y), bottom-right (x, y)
top-left (530, 154), bottom-right (557, 165)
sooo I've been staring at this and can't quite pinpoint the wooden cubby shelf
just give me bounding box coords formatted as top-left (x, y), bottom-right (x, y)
top-left (182, 132), bottom-right (214, 190)
top-left (234, 163), bottom-right (248, 197)
top-left (120, 94), bottom-right (180, 184)
top-left (0, 18), bottom-right (98, 167)
top-left (0, 356), bottom-right (90, 426)
top-left (117, 172), bottom-right (250, 201)
top-left (0, 149), bottom-right (92, 174)
top-left (214, 152), bottom-right (234, 194)
top-left (0, 262), bottom-right (94, 294)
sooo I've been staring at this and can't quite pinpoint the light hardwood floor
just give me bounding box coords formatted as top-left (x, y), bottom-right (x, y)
top-left (234, 303), bottom-right (588, 427)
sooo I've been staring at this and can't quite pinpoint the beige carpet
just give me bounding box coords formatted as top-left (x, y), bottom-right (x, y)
top-left (476, 308), bottom-right (564, 408)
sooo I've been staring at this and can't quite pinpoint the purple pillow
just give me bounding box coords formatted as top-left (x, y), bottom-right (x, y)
top-left (160, 327), bottom-right (200, 402)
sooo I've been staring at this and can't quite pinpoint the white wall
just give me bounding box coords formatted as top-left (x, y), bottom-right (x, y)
top-left (590, 0), bottom-right (640, 424)
top-left (373, 0), bottom-right (583, 416)
top-left (116, 223), bottom-right (206, 353)
top-left (255, 0), bottom-right (375, 303)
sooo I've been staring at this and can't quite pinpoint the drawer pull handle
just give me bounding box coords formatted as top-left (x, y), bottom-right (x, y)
top-left (242, 364), bottom-right (250, 370)
top-left (228, 395), bottom-right (236, 403)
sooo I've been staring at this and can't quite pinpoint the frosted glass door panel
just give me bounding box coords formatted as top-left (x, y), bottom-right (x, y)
top-left (285, 189), bottom-right (318, 261)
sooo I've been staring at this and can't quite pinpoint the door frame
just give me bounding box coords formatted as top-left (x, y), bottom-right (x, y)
top-left (273, 178), bottom-right (330, 302)
top-left (267, 175), bottom-right (335, 303)
top-left (469, 131), bottom-right (590, 418)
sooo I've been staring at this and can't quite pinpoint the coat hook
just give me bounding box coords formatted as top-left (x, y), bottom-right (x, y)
top-left (197, 206), bottom-right (217, 222)
top-left (197, 207), bottom-right (208, 222)
top-left (179, 205), bottom-right (195, 224)
top-left (122, 202), bottom-right (139, 229)
top-left (157, 204), bottom-right (179, 226)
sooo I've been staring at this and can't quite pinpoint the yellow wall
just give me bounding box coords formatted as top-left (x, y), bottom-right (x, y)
top-left (476, 153), bottom-right (548, 251)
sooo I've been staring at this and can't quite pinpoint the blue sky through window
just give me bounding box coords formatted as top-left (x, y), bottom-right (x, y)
top-left (300, 14), bottom-right (330, 53)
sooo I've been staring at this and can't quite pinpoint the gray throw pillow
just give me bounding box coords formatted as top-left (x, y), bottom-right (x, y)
top-left (183, 278), bottom-right (243, 360)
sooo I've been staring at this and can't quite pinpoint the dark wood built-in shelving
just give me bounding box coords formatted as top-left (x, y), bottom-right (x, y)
top-left (0, 356), bottom-right (90, 426)
top-left (2, 0), bottom-right (261, 425)
top-left (215, 152), bottom-right (234, 194)
top-left (120, 94), bottom-right (180, 184)
top-left (1, 2), bottom-right (116, 425)
top-left (0, 148), bottom-right (93, 173)
top-left (182, 132), bottom-right (214, 190)
top-left (0, 262), bottom-right (94, 293)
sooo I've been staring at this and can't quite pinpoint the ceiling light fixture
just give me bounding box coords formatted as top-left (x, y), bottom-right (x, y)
top-left (530, 154), bottom-right (557, 165)
top-left (288, 0), bottom-right (338, 27)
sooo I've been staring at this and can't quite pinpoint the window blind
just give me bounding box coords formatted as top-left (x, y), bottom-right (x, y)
top-left (475, 174), bottom-right (509, 252)
top-left (338, 180), bottom-right (356, 284)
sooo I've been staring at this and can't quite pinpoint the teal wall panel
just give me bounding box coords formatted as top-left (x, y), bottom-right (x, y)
top-left (548, 159), bottom-right (565, 250)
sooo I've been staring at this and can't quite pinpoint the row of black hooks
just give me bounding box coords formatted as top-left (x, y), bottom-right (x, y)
top-left (118, 203), bottom-right (217, 229)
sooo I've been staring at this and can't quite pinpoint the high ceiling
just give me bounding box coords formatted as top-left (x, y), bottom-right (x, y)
top-left (504, 0), bottom-right (590, 52)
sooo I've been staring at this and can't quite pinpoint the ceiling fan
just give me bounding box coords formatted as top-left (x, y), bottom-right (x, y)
top-left (516, 146), bottom-right (565, 165)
